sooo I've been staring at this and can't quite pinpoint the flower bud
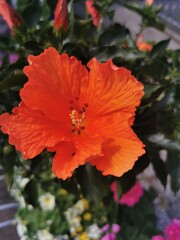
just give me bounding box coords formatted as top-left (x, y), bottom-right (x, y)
top-left (0, 0), bottom-right (22, 30)
top-left (54, 0), bottom-right (69, 31)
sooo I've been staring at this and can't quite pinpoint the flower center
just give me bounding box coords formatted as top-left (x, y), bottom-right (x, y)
top-left (69, 97), bottom-right (88, 134)
top-left (70, 109), bottom-right (86, 128)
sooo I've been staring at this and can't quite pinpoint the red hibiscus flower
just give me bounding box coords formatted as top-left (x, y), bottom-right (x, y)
top-left (54, 0), bottom-right (69, 31)
top-left (85, 0), bottom-right (101, 27)
top-left (0, 0), bottom-right (22, 30)
top-left (0, 47), bottom-right (145, 180)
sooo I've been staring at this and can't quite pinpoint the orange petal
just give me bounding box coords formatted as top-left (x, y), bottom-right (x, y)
top-left (54, 0), bottom-right (69, 31)
top-left (52, 134), bottom-right (103, 180)
top-left (90, 113), bottom-right (145, 176)
top-left (21, 48), bottom-right (89, 122)
top-left (80, 58), bottom-right (144, 120)
top-left (0, 103), bottom-right (70, 159)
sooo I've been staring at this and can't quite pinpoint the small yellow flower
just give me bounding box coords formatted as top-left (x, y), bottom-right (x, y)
top-left (59, 189), bottom-right (68, 196)
top-left (79, 232), bottom-right (89, 240)
top-left (76, 225), bottom-right (83, 233)
top-left (83, 212), bottom-right (92, 221)
top-left (77, 216), bottom-right (82, 222)
top-left (81, 199), bottom-right (89, 210)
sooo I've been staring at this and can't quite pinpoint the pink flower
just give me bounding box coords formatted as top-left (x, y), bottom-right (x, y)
top-left (101, 223), bottom-right (121, 240)
top-left (120, 182), bottom-right (144, 206)
top-left (9, 53), bottom-right (19, 64)
top-left (85, 0), bottom-right (101, 27)
top-left (0, 0), bottom-right (22, 30)
top-left (54, 0), bottom-right (69, 31)
top-left (101, 233), bottom-right (116, 240)
top-left (164, 219), bottom-right (180, 240)
top-left (152, 236), bottom-right (165, 240)
top-left (151, 219), bottom-right (180, 240)
top-left (111, 181), bottom-right (144, 207)
top-left (112, 224), bottom-right (121, 234)
top-left (101, 224), bottom-right (110, 233)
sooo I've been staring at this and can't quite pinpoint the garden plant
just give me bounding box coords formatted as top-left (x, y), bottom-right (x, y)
top-left (0, 0), bottom-right (180, 239)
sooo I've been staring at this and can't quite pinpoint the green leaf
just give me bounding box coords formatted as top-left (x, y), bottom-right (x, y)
top-left (41, 0), bottom-right (51, 19)
top-left (142, 86), bottom-right (165, 105)
top-left (145, 141), bottom-right (167, 186)
top-left (150, 39), bottom-right (170, 59)
top-left (133, 153), bottom-right (150, 175)
top-left (20, 0), bottom-right (42, 26)
top-left (98, 24), bottom-right (129, 47)
top-left (46, 0), bottom-right (57, 13)
top-left (0, 70), bottom-right (27, 91)
top-left (24, 179), bottom-right (39, 206)
top-left (148, 134), bottom-right (180, 151)
top-left (23, 41), bottom-right (43, 54)
top-left (1, 145), bottom-right (17, 187)
top-left (76, 163), bottom-right (108, 204)
top-left (166, 151), bottom-right (180, 192)
top-left (119, 170), bottom-right (136, 193)
top-left (125, 3), bottom-right (164, 30)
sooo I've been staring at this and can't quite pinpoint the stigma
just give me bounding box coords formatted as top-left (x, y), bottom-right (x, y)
top-left (69, 97), bottom-right (88, 134)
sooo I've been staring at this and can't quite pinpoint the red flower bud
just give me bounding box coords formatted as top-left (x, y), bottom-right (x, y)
top-left (0, 0), bottom-right (22, 30)
top-left (54, 0), bottom-right (69, 31)
top-left (85, 0), bottom-right (101, 27)
top-left (146, 0), bottom-right (154, 6)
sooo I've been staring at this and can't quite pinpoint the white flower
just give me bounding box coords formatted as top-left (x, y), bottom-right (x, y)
top-left (27, 204), bottom-right (33, 210)
top-left (12, 189), bottom-right (26, 208)
top-left (18, 196), bottom-right (26, 208)
top-left (37, 229), bottom-right (55, 240)
top-left (38, 193), bottom-right (55, 211)
top-left (87, 224), bottom-right (101, 239)
top-left (70, 227), bottom-right (76, 235)
top-left (15, 174), bottom-right (30, 188)
top-left (16, 221), bottom-right (27, 240)
top-left (70, 217), bottom-right (81, 228)
top-left (19, 177), bottom-right (30, 188)
top-left (74, 200), bottom-right (84, 215)
top-left (65, 207), bottom-right (79, 222)
top-left (56, 234), bottom-right (69, 240)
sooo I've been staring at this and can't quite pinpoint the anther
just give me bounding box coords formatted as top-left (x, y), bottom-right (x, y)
top-left (69, 100), bottom-right (74, 104)
top-left (72, 152), bottom-right (76, 156)
top-left (69, 106), bottom-right (74, 110)
top-left (84, 103), bottom-right (89, 108)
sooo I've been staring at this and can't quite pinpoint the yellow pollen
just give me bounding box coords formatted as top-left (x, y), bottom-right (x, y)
top-left (69, 110), bottom-right (86, 129)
